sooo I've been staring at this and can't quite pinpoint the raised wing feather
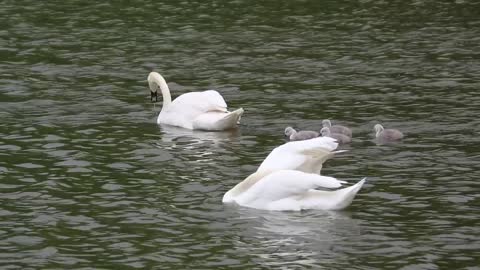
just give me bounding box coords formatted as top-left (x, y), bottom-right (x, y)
top-left (257, 136), bottom-right (339, 174)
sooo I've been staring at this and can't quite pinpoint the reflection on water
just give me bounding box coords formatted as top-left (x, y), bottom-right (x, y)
top-left (230, 209), bottom-right (361, 268)
top-left (1, 0), bottom-right (479, 269)
top-left (158, 124), bottom-right (241, 144)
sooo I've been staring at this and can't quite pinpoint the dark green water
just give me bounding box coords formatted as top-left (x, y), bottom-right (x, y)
top-left (1, 0), bottom-right (480, 269)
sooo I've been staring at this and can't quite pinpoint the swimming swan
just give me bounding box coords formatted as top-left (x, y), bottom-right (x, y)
top-left (223, 137), bottom-right (366, 211)
top-left (147, 72), bottom-right (244, 130)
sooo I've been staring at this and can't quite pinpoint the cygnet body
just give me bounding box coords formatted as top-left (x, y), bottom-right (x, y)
top-left (322, 119), bottom-right (352, 138)
top-left (374, 124), bottom-right (404, 141)
top-left (284, 127), bottom-right (319, 141)
top-left (320, 127), bottom-right (351, 144)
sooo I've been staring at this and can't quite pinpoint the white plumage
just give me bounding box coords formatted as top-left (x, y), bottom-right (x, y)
top-left (223, 137), bottom-right (366, 211)
top-left (258, 136), bottom-right (340, 174)
top-left (148, 72), bottom-right (244, 131)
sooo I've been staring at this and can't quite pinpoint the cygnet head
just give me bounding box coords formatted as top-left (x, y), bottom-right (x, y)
top-left (374, 124), bottom-right (384, 136)
top-left (320, 127), bottom-right (331, 137)
top-left (284, 126), bottom-right (297, 137)
top-left (322, 119), bottom-right (332, 128)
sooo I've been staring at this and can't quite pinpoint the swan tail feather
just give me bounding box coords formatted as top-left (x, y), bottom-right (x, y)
top-left (192, 108), bottom-right (244, 130)
top-left (299, 177), bottom-right (366, 210)
top-left (215, 108), bottom-right (244, 129)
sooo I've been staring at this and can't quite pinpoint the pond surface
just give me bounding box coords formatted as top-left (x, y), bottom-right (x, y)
top-left (1, 0), bottom-right (479, 269)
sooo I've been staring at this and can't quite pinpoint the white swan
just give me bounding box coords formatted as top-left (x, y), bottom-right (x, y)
top-left (147, 72), bottom-right (244, 130)
top-left (223, 137), bottom-right (366, 211)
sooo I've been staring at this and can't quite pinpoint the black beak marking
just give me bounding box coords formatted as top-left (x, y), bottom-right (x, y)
top-left (150, 91), bottom-right (158, 102)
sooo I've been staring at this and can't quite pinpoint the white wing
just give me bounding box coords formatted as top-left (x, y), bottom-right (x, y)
top-left (159, 90), bottom-right (232, 129)
top-left (257, 136), bottom-right (340, 174)
top-left (234, 170), bottom-right (343, 209)
top-left (167, 90), bottom-right (228, 115)
top-left (297, 178), bottom-right (366, 210)
top-left (192, 108), bottom-right (244, 130)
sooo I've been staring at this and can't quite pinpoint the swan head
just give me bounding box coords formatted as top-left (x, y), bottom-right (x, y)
top-left (320, 127), bottom-right (331, 137)
top-left (146, 72), bottom-right (172, 108)
top-left (374, 124), bottom-right (384, 137)
top-left (147, 72), bottom-right (162, 101)
top-left (148, 72), bottom-right (159, 102)
top-left (284, 126), bottom-right (297, 137)
top-left (322, 119), bottom-right (332, 128)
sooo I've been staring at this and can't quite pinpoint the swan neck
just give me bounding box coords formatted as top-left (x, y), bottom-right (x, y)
top-left (153, 74), bottom-right (172, 107)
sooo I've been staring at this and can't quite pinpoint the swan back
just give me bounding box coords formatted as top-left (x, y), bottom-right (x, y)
top-left (226, 170), bottom-right (365, 211)
top-left (231, 170), bottom-right (344, 209)
top-left (169, 90), bottom-right (227, 113)
top-left (222, 170), bottom-right (273, 203)
top-left (157, 89), bottom-right (231, 128)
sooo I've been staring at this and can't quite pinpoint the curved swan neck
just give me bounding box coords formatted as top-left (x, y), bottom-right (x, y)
top-left (148, 72), bottom-right (172, 107)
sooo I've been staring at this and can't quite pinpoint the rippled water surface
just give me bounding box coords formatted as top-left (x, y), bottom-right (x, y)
top-left (1, 0), bottom-right (480, 269)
